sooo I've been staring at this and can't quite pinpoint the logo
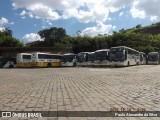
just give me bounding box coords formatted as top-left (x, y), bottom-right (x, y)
top-left (2, 112), bottom-right (11, 117)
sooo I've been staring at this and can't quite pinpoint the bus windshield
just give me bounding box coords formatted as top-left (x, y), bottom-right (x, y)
top-left (22, 55), bottom-right (31, 59)
top-left (109, 47), bottom-right (124, 61)
top-left (95, 51), bottom-right (108, 60)
top-left (62, 55), bottom-right (75, 62)
top-left (77, 53), bottom-right (87, 62)
top-left (148, 54), bottom-right (159, 61)
top-left (88, 53), bottom-right (95, 61)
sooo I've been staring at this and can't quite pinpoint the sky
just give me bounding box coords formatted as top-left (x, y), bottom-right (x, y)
top-left (0, 0), bottom-right (159, 43)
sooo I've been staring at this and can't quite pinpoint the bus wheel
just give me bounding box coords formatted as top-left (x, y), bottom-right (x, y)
top-left (73, 63), bottom-right (76, 67)
top-left (47, 63), bottom-right (52, 68)
top-left (127, 61), bottom-right (130, 66)
top-left (9, 65), bottom-right (14, 68)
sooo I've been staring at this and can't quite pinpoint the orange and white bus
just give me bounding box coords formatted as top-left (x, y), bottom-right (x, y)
top-left (16, 53), bottom-right (32, 68)
top-left (31, 52), bottom-right (62, 67)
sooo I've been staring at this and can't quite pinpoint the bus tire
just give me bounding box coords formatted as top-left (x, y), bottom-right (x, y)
top-left (127, 61), bottom-right (130, 66)
top-left (47, 63), bottom-right (52, 68)
top-left (9, 65), bottom-right (14, 68)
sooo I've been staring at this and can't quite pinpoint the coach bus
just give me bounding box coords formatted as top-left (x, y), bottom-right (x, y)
top-left (0, 56), bottom-right (16, 68)
top-left (108, 46), bottom-right (140, 67)
top-left (139, 52), bottom-right (146, 65)
top-left (94, 49), bottom-right (110, 67)
top-left (16, 53), bottom-right (32, 68)
top-left (76, 52), bottom-right (89, 66)
top-left (61, 53), bottom-right (76, 67)
top-left (147, 52), bottom-right (160, 65)
top-left (31, 52), bottom-right (61, 67)
top-left (87, 52), bottom-right (95, 66)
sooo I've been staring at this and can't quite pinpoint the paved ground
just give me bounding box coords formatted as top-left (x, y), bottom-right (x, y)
top-left (0, 65), bottom-right (160, 120)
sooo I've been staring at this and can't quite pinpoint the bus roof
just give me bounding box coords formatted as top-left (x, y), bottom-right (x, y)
top-left (95, 49), bottom-right (109, 52)
top-left (111, 46), bottom-right (139, 52)
top-left (78, 52), bottom-right (90, 54)
top-left (17, 53), bottom-right (31, 55)
top-left (63, 53), bottom-right (76, 56)
top-left (148, 52), bottom-right (159, 54)
top-left (88, 52), bottom-right (95, 54)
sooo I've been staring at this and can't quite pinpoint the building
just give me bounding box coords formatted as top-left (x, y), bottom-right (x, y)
top-left (0, 47), bottom-right (72, 57)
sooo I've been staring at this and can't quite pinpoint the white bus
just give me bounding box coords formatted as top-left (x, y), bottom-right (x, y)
top-left (31, 52), bottom-right (61, 67)
top-left (61, 53), bottom-right (76, 67)
top-left (87, 52), bottom-right (95, 66)
top-left (76, 52), bottom-right (89, 66)
top-left (147, 52), bottom-right (160, 65)
top-left (94, 49), bottom-right (110, 67)
top-left (16, 53), bottom-right (32, 68)
top-left (139, 52), bottom-right (146, 65)
top-left (108, 46), bottom-right (140, 67)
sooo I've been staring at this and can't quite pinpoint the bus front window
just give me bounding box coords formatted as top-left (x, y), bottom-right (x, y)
top-left (88, 54), bottom-right (94, 61)
top-left (95, 51), bottom-right (107, 60)
top-left (62, 55), bottom-right (75, 62)
top-left (109, 48), bottom-right (124, 61)
top-left (77, 54), bottom-right (86, 62)
top-left (148, 55), bottom-right (158, 61)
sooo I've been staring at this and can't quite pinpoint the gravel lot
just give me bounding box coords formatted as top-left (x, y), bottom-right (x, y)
top-left (0, 65), bottom-right (160, 120)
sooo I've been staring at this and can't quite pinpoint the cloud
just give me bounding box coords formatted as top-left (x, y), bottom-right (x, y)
top-left (130, 0), bottom-right (160, 22)
top-left (20, 10), bottom-right (27, 16)
top-left (0, 17), bottom-right (15, 26)
top-left (12, 0), bottom-right (136, 23)
top-left (23, 33), bottom-right (44, 43)
top-left (119, 12), bottom-right (124, 16)
top-left (80, 22), bottom-right (115, 37)
top-left (130, 7), bottom-right (146, 19)
top-left (0, 27), bottom-right (5, 32)
top-left (0, 17), bottom-right (9, 25)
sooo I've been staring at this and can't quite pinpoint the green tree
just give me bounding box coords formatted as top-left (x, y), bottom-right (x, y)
top-left (2, 27), bottom-right (13, 36)
top-left (38, 27), bottom-right (67, 46)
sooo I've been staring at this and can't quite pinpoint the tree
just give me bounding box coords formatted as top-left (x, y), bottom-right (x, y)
top-left (0, 30), bottom-right (24, 47)
top-left (136, 24), bottom-right (142, 29)
top-left (76, 30), bottom-right (81, 37)
top-left (38, 27), bottom-right (67, 46)
top-left (2, 27), bottom-right (12, 36)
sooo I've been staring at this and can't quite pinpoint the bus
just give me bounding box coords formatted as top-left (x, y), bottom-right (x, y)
top-left (139, 52), bottom-right (146, 65)
top-left (87, 52), bottom-right (95, 66)
top-left (16, 53), bottom-right (32, 68)
top-left (94, 49), bottom-right (110, 67)
top-left (31, 52), bottom-right (62, 67)
top-left (108, 46), bottom-right (140, 67)
top-left (0, 57), bottom-right (16, 68)
top-left (76, 52), bottom-right (89, 66)
top-left (61, 53), bottom-right (76, 67)
top-left (147, 52), bottom-right (160, 65)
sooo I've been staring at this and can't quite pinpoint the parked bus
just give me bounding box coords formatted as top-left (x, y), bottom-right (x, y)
top-left (76, 52), bottom-right (89, 66)
top-left (87, 52), bottom-right (95, 66)
top-left (94, 49), bottom-right (110, 67)
top-left (61, 53), bottom-right (76, 67)
top-left (31, 52), bottom-right (61, 67)
top-left (16, 53), bottom-right (32, 68)
top-left (139, 52), bottom-right (146, 65)
top-left (147, 52), bottom-right (160, 65)
top-left (0, 57), bottom-right (16, 68)
top-left (108, 46), bottom-right (140, 67)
